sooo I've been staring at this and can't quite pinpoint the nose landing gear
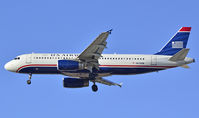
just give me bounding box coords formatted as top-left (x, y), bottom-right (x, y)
top-left (27, 74), bottom-right (32, 85)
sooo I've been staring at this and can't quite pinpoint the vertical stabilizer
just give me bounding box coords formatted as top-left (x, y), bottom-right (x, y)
top-left (155, 27), bottom-right (191, 55)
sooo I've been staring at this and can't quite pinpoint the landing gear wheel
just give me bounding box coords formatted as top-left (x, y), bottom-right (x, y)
top-left (27, 73), bottom-right (32, 85)
top-left (92, 84), bottom-right (98, 92)
top-left (27, 80), bottom-right (31, 85)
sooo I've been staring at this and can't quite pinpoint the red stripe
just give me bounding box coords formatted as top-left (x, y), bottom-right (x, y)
top-left (99, 65), bottom-right (175, 68)
top-left (179, 27), bottom-right (191, 32)
top-left (16, 64), bottom-right (57, 72)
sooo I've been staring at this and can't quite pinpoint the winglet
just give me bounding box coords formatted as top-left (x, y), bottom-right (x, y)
top-left (113, 82), bottom-right (122, 87)
top-left (118, 82), bottom-right (123, 87)
top-left (107, 29), bottom-right (113, 34)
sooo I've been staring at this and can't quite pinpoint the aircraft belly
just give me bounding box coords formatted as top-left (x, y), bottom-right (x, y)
top-left (18, 66), bottom-right (164, 75)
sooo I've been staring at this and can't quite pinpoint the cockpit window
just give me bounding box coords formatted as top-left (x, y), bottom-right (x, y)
top-left (14, 57), bottom-right (20, 60)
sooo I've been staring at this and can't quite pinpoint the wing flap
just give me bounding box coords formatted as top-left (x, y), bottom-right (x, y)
top-left (92, 77), bottom-right (122, 87)
top-left (180, 64), bottom-right (190, 69)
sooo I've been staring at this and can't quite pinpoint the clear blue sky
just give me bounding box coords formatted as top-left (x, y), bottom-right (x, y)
top-left (0, 0), bottom-right (198, 118)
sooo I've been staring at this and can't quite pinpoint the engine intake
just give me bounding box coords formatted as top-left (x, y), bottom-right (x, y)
top-left (57, 60), bottom-right (85, 71)
top-left (63, 78), bottom-right (89, 88)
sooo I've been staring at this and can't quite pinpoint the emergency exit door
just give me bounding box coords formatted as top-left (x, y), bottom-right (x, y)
top-left (151, 56), bottom-right (157, 66)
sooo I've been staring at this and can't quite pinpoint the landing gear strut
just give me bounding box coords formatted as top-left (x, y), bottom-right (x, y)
top-left (92, 83), bottom-right (98, 92)
top-left (89, 72), bottom-right (98, 92)
top-left (27, 74), bottom-right (32, 85)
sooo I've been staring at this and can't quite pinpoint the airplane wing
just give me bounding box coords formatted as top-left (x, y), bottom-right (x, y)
top-left (91, 77), bottom-right (122, 87)
top-left (78, 30), bottom-right (112, 71)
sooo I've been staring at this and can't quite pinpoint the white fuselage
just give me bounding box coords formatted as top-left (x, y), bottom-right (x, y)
top-left (4, 53), bottom-right (194, 78)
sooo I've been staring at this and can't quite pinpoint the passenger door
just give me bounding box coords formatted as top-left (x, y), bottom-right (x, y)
top-left (26, 54), bottom-right (32, 64)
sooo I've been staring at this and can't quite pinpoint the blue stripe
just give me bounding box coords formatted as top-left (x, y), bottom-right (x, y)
top-left (19, 67), bottom-right (164, 75)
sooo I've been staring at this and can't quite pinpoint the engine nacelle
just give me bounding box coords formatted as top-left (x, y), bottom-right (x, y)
top-left (57, 60), bottom-right (85, 71)
top-left (63, 78), bottom-right (89, 88)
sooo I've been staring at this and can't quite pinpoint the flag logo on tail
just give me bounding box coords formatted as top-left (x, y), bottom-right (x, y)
top-left (172, 41), bottom-right (183, 48)
top-left (155, 27), bottom-right (191, 55)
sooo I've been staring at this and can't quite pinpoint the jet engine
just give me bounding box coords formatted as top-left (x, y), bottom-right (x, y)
top-left (63, 78), bottom-right (89, 88)
top-left (57, 60), bottom-right (86, 71)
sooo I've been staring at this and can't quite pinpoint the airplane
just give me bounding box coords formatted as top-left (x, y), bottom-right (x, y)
top-left (4, 27), bottom-right (195, 92)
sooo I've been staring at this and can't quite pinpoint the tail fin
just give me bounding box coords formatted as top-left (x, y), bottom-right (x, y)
top-left (155, 27), bottom-right (191, 55)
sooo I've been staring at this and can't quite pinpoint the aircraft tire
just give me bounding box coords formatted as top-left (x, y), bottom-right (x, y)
top-left (92, 84), bottom-right (98, 92)
top-left (27, 80), bottom-right (31, 85)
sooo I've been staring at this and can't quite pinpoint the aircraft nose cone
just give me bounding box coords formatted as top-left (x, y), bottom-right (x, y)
top-left (4, 61), bottom-right (16, 72)
top-left (4, 62), bottom-right (11, 71)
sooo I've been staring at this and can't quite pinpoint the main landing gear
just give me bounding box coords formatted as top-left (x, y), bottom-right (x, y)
top-left (27, 74), bottom-right (32, 85)
top-left (91, 82), bottom-right (98, 92)
top-left (89, 72), bottom-right (98, 92)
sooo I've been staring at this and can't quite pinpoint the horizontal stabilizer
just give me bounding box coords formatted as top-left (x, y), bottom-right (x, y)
top-left (169, 48), bottom-right (189, 61)
top-left (180, 64), bottom-right (190, 69)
